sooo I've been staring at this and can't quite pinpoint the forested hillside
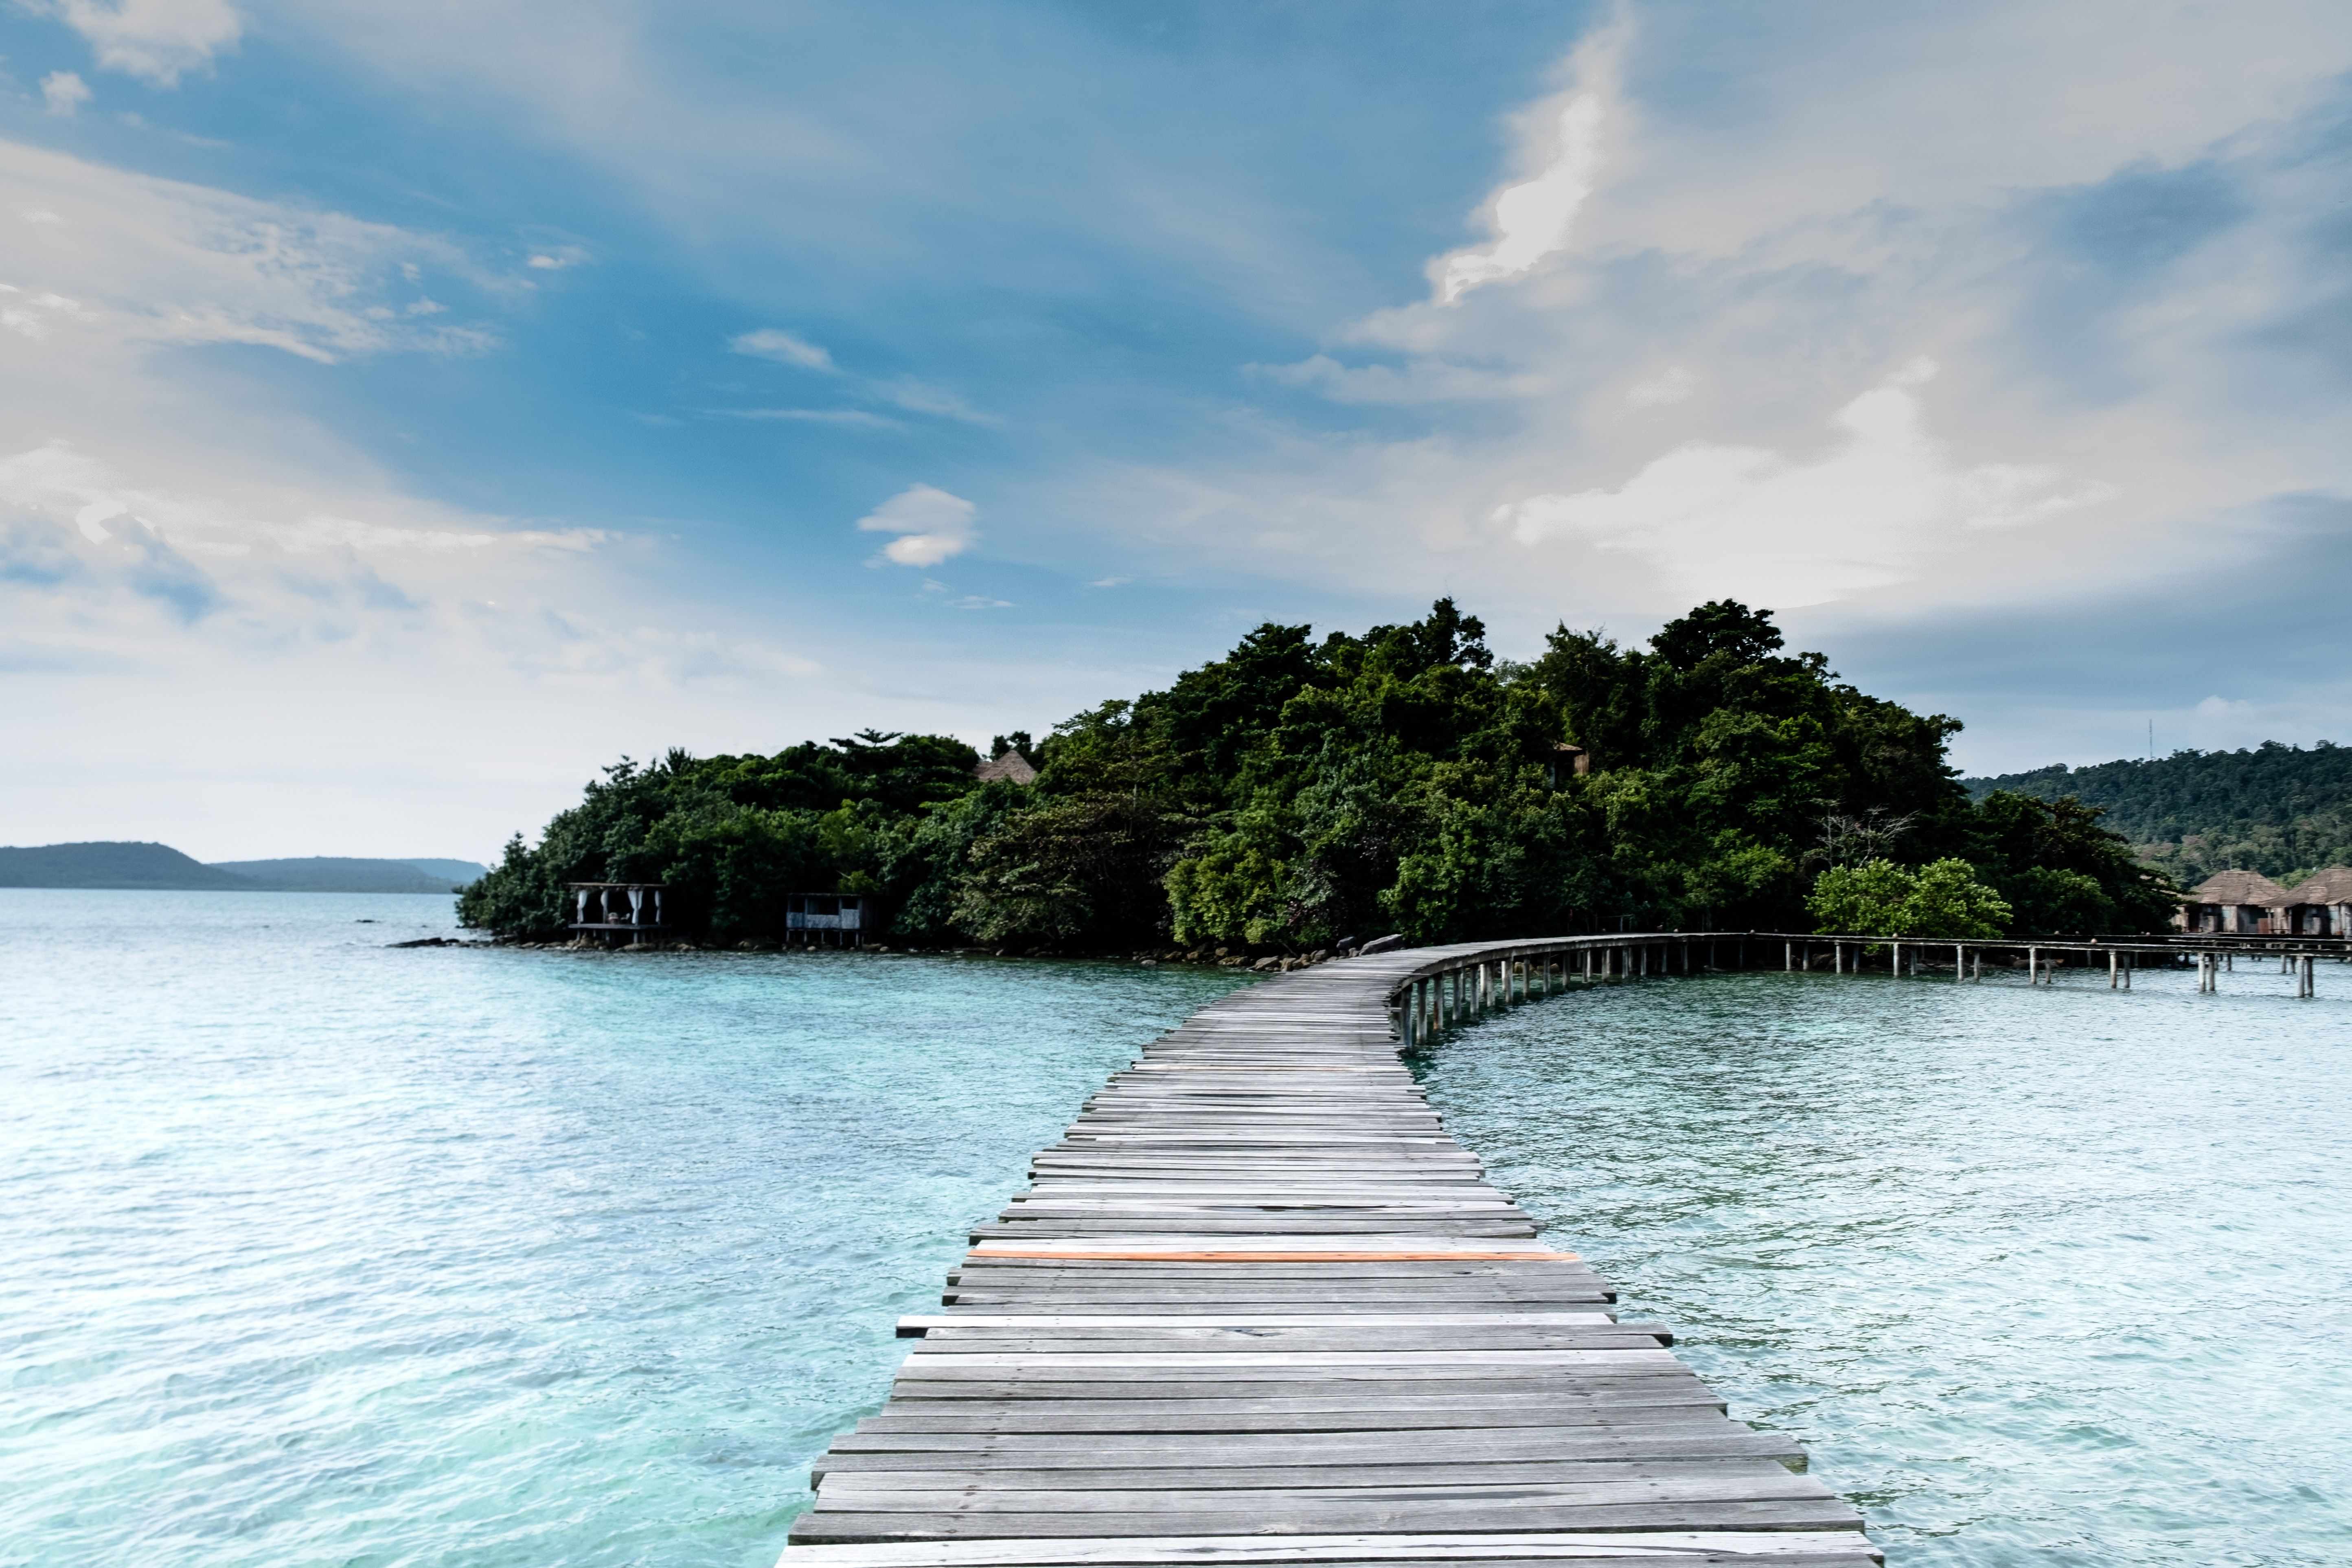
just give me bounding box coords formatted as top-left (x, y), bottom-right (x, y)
top-left (463, 600), bottom-right (2179, 947)
top-left (0, 842), bottom-right (253, 890)
top-left (1965, 742), bottom-right (2352, 884)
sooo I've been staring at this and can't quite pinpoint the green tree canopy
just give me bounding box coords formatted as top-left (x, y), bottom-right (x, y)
top-left (462, 599), bottom-right (2177, 948)
top-left (1808, 857), bottom-right (2012, 940)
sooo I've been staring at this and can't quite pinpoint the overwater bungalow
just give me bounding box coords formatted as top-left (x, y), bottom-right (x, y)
top-left (2178, 869), bottom-right (2293, 934)
top-left (785, 892), bottom-right (866, 946)
top-left (2281, 866), bottom-right (2352, 937)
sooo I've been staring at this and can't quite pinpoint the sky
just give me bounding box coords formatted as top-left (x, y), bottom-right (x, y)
top-left (6, 1), bottom-right (2352, 861)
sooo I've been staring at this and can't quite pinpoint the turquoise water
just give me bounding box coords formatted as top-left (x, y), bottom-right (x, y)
top-left (7, 899), bottom-right (2347, 1566)
top-left (0, 891), bottom-right (1253, 1567)
top-left (1419, 961), bottom-right (2352, 1567)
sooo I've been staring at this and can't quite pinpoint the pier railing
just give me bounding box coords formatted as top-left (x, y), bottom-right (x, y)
top-left (1389, 929), bottom-right (2348, 1048)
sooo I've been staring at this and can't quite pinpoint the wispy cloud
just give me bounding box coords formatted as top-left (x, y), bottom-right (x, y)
top-left (876, 377), bottom-right (998, 425)
top-left (729, 326), bottom-right (836, 371)
top-left (708, 406), bottom-right (899, 428)
top-left (726, 331), bottom-right (996, 424)
top-left (857, 482), bottom-right (977, 566)
top-left (1431, 14), bottom-right (1625, 304)
top-left (46, 0), bottom-right (244, 86)
top-left (0, 138), bottom-right (491, 364)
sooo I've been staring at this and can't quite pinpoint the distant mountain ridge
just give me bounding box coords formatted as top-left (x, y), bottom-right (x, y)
top-left (209, 857), bottom-right (482, 894)
top-left (0, 842), bottom-right (254, 890)
top-left (1962, 740), bottom-right (2352, 884)
top-left (0, 842), bottom-right (489, 893)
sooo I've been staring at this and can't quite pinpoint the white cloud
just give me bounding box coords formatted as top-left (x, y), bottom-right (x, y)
top-left (49, 0), bottom-right (243, 86)
top-left (1496, 360), bottom-right (2116, 607)
top-left (856, 482), bottom-right (977, 567)
top-left (0, 138), bottom-right (489, 364)
top-left (877, 377), bottom-right (995, 424)
top-left (711, 406), bottom-right (898, 428)
top-left (724, 337), bottom-right (990, 423)
top-left (1431, 15), bottom-right (1625, 304)
top-left (730, 326), bottom-right (835, 371)
top-left (41, 71), bottom-right (92, 115)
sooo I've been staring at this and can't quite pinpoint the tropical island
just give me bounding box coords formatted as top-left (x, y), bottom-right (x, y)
top-left (461, 600), bottom-right (2178, 952)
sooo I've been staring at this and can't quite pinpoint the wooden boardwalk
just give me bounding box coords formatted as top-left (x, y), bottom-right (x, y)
top-left (782, 942), bottom-right (1876, 1568)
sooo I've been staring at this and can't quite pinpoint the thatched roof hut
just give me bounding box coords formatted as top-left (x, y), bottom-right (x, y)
top-left (2180, 869), bottom-right (2293, 934)
top-left (975, 748), bottom-right (1038, 785)
top-left (2281, 866), bottom-right (2352, 936)
top-left (2186, 870), bottom-right (2291, 906)
top-left (2283, 866), bottom-right (2352, 906)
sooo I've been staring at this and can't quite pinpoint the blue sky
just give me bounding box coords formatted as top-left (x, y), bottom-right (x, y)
top-left (6, 1), bottom-right (2352, 859)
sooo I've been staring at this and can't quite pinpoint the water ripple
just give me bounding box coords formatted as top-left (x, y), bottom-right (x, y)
top-left (1419, 966), bottom-right (2352, 1567)
top-left (0, 890), bottom-right (1251, 1568)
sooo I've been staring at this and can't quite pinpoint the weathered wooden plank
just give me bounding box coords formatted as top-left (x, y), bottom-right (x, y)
top-left (826, 1417), bottom-right (1769, 1453)
top-left (854, 1391), bottom-right (1729, 1429)
top-left (814, 1434), bottom-right (1808, 1475)
top-left (899, 1315), bottom-right (1622, 1333)
top-left (789, 1499), bottom-right (1864, 1543)
top-left (909, 1327), bottom-right (1675, 1351)
top-left (778, 1531), bottom-right (1878, 1567)
top-left (881, 1379), bottom-right (1713, 1407)
top-left (811, 1459), bottom-right (1813, 1495)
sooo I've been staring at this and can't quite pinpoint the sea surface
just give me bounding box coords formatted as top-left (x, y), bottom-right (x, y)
top-left (1419, 953), bottom-right (2352, 1567)
top-left (0, 891), bottom-right (1253, 1568)
top-left (3, 896), bottom-right (2346, 1567)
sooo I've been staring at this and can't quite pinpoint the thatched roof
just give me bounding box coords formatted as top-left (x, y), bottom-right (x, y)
top-left (2184, 869), bottom-right (2293, 907)
top-left (2283, 866), bottom-right (2352, 905)
top-left (975, 749), bottom-right (1038, 785)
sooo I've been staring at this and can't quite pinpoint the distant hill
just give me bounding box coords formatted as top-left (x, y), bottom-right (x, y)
top-left (401, 858), bottom-right (491, 886)
top-left (209, 857), bottom-right (475, 893)
top-left (1964, 741), bottom-right (2352, 884)
top-left (0, 841), bottom-right (256, 889)
top-left (0, 843), bottom-right (487, 893)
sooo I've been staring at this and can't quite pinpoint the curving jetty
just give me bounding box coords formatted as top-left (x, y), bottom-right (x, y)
top-left (780, 937), bottom-right (1879, 1568)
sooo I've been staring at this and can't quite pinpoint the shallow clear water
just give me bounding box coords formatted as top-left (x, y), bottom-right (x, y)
top-left (8, 901), bottom-right (2348, 1566)
top-left (1418, 958), bottom-right (2352, 1567)
top-left (0, 890), bottom-right (1253, 1567)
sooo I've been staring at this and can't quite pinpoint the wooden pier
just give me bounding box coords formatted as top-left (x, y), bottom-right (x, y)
top-left (781, 941), bottom-right (1879, 1568)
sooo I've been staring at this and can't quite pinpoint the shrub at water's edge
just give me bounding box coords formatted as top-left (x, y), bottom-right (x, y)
top-left (1808, 858), bottom-right (2011, 940)
top-left (460, 599), bottom-right (2182, 948)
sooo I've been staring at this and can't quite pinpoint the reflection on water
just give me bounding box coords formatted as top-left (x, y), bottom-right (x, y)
top-left (1419, 964), bottom-right (2352, 1567)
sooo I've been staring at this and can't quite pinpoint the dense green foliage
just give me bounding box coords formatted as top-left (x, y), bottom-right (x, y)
top-left (463, 600), bottom-right (2180, 945)
top-left (1965, 742), bottom-right (2352, 885)
top-left (1808, 858), bottom-right (2011, 939)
